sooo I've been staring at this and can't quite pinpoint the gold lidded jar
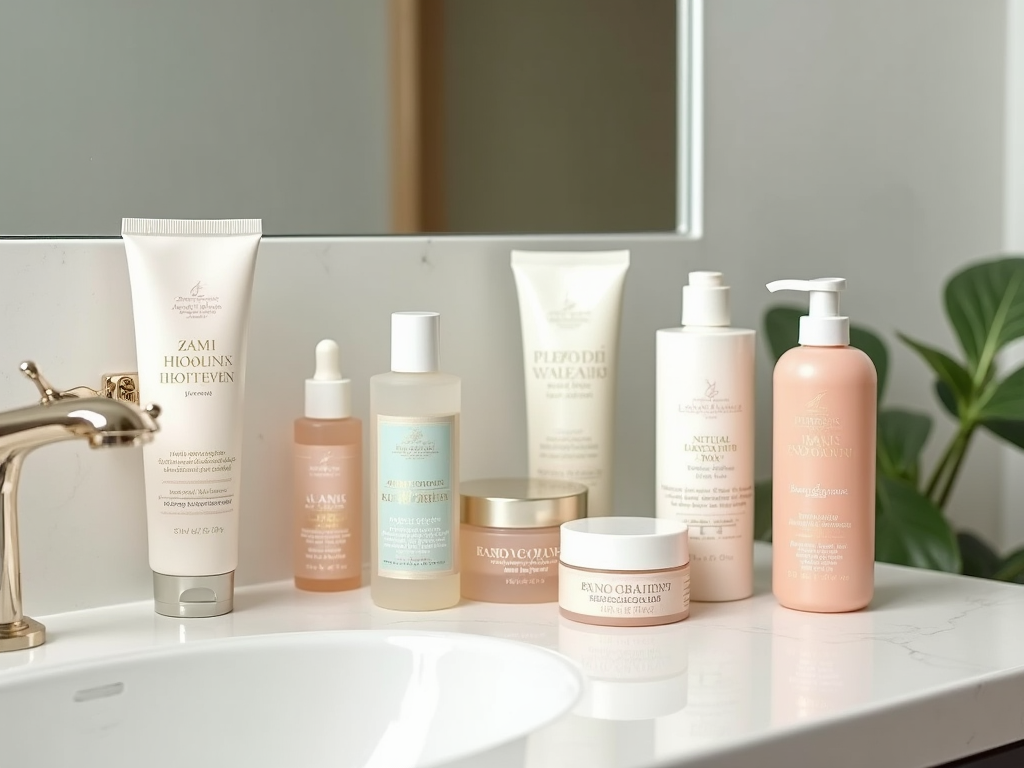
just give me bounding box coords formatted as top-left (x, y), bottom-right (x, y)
top-left (460, 478), bottom-right (587, 603)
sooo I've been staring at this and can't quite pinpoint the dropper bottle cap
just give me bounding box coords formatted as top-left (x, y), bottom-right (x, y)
top-left (682, 271), bottom-right (730, 327)
top-left (305, 339), bottom-right (351, 419)
top-left (765, 277), bottom-right (849, 346)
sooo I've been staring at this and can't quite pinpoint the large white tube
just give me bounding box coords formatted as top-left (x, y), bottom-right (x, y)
top-left (511, 250), bottom-right (630, 517)
top-left (123, 218), bottom-right (261, 617)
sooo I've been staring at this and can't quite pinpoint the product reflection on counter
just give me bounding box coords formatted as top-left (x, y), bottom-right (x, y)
top-left (527, 619), bottom-right (689, 768)
top-left (657, 625), bottom-right (758, 751)
top-left (770, 606), bottom-right (873, 725)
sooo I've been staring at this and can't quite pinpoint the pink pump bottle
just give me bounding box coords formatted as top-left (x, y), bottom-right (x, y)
top-left (765, 278), bottom-right (876, 613)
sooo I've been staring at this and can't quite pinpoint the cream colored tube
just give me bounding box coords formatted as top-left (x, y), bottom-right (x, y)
top-left (123, 219), bottom-right (261, 617)
top-left (511, 251), bottom-right (630, 517)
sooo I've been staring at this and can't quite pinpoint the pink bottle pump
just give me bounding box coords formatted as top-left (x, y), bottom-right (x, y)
top-left (765, 277), bottom-right (849, 346)
top-left (765, 277), bottom-right (876, 613)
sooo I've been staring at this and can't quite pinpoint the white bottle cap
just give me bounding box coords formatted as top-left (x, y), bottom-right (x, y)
top-left (682, 271), bottom-right (730, 327)
top-left (765, 277), bottom-right (850, 346)
top-left (305, 339), bottom-right (351, 419)
top-left (391, 311), bottom-right (440, 373)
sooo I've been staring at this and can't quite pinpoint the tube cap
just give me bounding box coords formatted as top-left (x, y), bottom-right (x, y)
top-left (682, 271), bottom-right (730, 327)
top-left (391, 312), bottom-right (440, 373)
top-left (153, 571), bottom-right (234, 618)
top-left (305, 339), bottom-right (352, 419)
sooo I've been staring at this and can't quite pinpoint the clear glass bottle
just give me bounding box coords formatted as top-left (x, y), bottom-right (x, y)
top-left (371, 312), bottom-right (461, 610)
top-left (293, 340), bottom-right (363, 592)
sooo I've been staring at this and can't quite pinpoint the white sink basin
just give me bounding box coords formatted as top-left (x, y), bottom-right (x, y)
top-left (0, 630), bottom-right (581, 768)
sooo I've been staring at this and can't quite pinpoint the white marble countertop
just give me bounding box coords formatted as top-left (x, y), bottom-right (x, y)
top-left (4, 543), bottom-right (1024, 768)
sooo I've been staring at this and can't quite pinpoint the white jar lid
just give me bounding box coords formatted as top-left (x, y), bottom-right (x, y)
top-left (560, 517), bottom-right (689, 571)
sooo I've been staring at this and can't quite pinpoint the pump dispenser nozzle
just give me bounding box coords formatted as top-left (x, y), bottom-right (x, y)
top-left (766, 277), bottom-right (849, 346)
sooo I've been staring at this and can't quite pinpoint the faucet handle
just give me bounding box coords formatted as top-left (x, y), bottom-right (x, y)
top-left (19, 361), bottom-right (76, 403)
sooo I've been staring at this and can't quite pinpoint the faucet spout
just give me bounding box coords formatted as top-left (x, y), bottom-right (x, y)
top-left (0, 397), bottom-right (160, 459)
top-left (0, 362), bottom-right (159, 652)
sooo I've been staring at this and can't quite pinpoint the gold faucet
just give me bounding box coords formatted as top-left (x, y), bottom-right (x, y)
top-left (0, 362), bottom-right (160, 652)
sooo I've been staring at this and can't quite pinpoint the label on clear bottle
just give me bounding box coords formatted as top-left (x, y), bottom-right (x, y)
top-left (295, 444), bottom-right (360, 580)
top-left (377, 415), bottom-right (456, 578)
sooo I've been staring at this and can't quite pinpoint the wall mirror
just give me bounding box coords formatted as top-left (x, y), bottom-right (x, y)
top-left (0, 0), bottom-right (700, 238)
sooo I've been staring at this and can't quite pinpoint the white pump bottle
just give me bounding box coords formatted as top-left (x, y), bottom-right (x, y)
top-left (656, 271), bottom-right (756, 602)
top-left (765, 277), bottom-right (876, 613)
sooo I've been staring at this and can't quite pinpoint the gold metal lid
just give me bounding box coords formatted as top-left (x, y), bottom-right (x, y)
top-left (460, 478), bottom-right (588, 529)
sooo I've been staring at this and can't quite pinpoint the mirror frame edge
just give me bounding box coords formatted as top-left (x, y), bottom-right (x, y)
top-left (677, 0), bottom-right (703, 240)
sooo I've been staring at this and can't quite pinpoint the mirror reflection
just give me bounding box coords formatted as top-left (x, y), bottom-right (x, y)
top-left (0, 0), bottom-right (681, 237)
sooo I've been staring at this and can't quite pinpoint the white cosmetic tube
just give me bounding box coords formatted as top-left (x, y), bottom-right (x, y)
top-left (123, 219), bottom-right (261, 617)
top-left (511, 251), bottom-right (630, 517)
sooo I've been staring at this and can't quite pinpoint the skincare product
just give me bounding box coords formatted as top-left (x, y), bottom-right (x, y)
top-left (460, 477), bottom-right (587, 603)
top-left (559, 517), bottom-right (690, 627)
top-left (765, 278), bottom-right (877, 613)
top-left (510, 250), bottom-right (630, 517)
top-left (293, 340), bottom-right (362, 592)
top-left (655, 271), bottom-right (755, 601)
top-left (370, 312), bottom-right (461, 610)
top-left (123, 218), bottom-right (261, 618)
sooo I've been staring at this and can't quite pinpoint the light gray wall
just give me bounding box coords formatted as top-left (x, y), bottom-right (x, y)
top-left (697, 0), bottom-right (1008, 542)
top-left (0, 0), bottom-right (1012, 616)
top-left (696, 1), bottom-right (1007, 540)
top-left (0, 0), bottom-right (390, 236)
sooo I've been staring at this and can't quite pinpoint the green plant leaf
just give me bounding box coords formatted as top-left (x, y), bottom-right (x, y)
top-left (764, 306), bottom-right (802, 362)
top-left (935, 380), bottom-right (958, 417)
top-left (976, 364), bottom-right (1024, 421)
top-left (994, 547), bottom-right (1024, 583)
top-left (900, 335), bottom-right (974, 409)
top-left (765, 305), bottom-right (889, 400)
top-left (877, 408), bottom-right (932, 484)
top-left (875, 475), bottom-right (961, 572)
top-left (980, 418), bottom-right (1024, 449)
top-left (957, 531), bottom-right (1001, 578)
top-left (754, 480), bottom-right (772, 541)
top-left (945, 257), bottom-right (1024, 378)
top-left (937, 380), bottom-right (1024, 449)
top-left (850, 325), bottom-right (889, 402)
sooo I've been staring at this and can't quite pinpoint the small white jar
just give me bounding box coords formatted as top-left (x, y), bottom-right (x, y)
top-left (559, 517), bottom-right (690, 627)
